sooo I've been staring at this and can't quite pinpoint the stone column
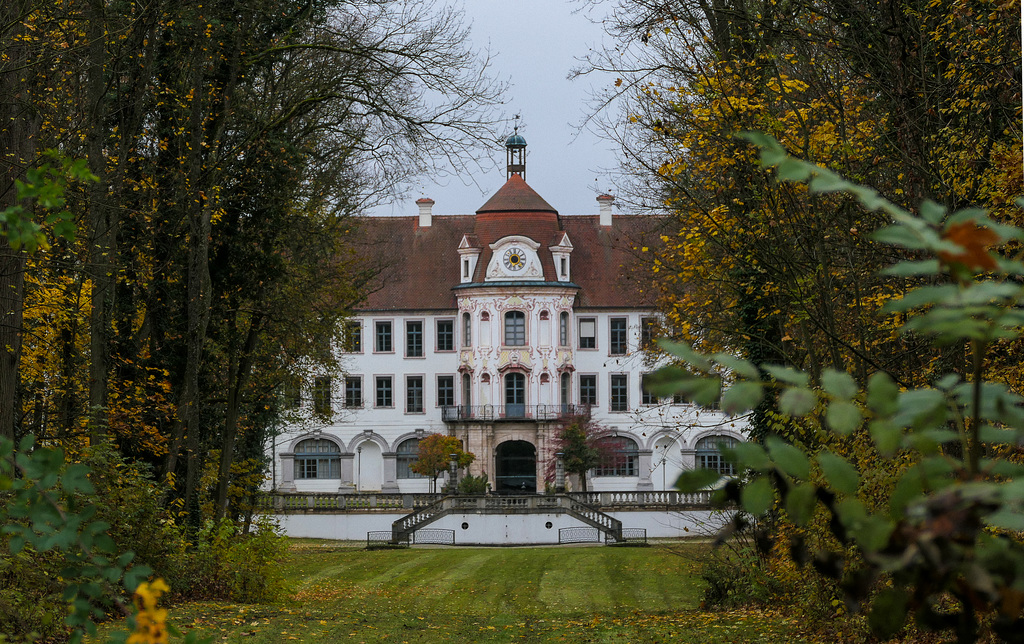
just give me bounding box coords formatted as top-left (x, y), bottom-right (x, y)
top-left (636, 449), bottom-right (654, 491)
top-left (279, 452), bottom-right (296, 491)
top-left (338, 454), bottom-right (355, 493)
top-left (382, 452), bottom-right (400, 493)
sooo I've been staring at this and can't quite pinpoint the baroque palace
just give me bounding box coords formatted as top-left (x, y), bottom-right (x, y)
top-left (270, 135), bottom-right (745, 494)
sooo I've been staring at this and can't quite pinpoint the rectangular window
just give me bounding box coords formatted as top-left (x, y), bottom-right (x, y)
top-left (375, 376), bottom-right (393, 407)
top-left (641, 374), bottom-right (657, 405)
top-left (559, 312), bottom-right (569, 346)
top-left (641, 317), bottom-right (656, 348)
top-left (611, 374), bottom-right (628, 411)
top-left (313, 376), bottom-right (332, 416)
top-left (579, 375), bottom-right (597, 406)
top-left (375, 321), bottom-right (392, 352)
top-left (437, 375), bottom-right (454, 407)
top-left (673, 392), bottom-right (686, 405)
top-left (343, 321), bottom-right (362, 353)
top-left (406, 376), bottom-right (424, 413)
top-left (406, 320), bottom-right (423, 357)
top-left (610, 317), bottom-right (627, 355)
top-left (463, 312), bottom-right (472, 347)
top-left (283, 380), bottom-right (301, 409)
top-left (436, 319), bottom-right (454, 352)
top-left (504, 311), bottom-right (526, 346)
top-left (344, 376), bottom-right (362, 408)
top-left (579, 318), bottom-right (596, 349)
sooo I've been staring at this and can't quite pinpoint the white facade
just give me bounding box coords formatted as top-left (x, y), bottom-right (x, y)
top-left (269, 141), bottom-right (744, 495)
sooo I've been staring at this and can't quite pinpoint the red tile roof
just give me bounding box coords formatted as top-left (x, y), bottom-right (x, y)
top-left (355, 177), bottom-right (665, 312)
top-left (475, 174), bottom-right (557, 214)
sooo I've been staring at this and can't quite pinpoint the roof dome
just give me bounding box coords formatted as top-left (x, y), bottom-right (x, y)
top-left (505, 133), bottom-right (527, 148)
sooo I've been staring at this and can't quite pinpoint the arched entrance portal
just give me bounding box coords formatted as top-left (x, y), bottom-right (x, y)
top-left (495, 440), bottom-right (536, 493)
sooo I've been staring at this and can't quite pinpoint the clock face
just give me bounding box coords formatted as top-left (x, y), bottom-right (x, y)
top-left (503, 247), bottom-right (526, 271)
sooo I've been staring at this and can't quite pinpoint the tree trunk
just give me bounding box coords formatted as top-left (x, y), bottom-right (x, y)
top-left (0, 0), bottom-right (40, 442)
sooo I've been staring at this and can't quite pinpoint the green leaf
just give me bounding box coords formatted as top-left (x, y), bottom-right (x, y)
top-left (785, 483), bottom-right (817, 526)
top-left (675, 468), bottom-right (724, 492)
top-left (775, 158), bottom-right (814, 183)
top-left (826, 401), bottom-right (862, 435)
top-left (729, 441), bottom-right (772, 471)
top-left (817, 452), bottom-right (860, 494)
top-left (852, 515), bottom-right (895, 552)
top-left (821, 369), bottom-right (858, 400)
top-left (808, 171), bottom-right (851, 193)
top-left (919, 199), bottom-right (946, 224)
top-left (880, 259), bottom-right (941, 277)
top-left (779, 387), bottom-right (816, 416)
top-left (711, 353), bottom-right (761, 380)
top-left (869, 419), bottom-right (901, 456)
top-left (647, 368), bottom-right (721, 405)
top-left (889, 466), bottom-right (924, 518)
top-left (764, 364), bottom-right (809, 387)
top-left (655, 340), bottom-right (712, 371)
top-left (882, 284), bottom-right (960, 313)
top-left (766, 436), bottom-right (810, 479)
top-left (741, 476), bottom-right (775, 516)
top-left (868, 588), bottom-right (909, 638)
top-left (720, 381), bottom-right (763, 415)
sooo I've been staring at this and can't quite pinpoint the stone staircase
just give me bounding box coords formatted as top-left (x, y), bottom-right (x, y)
top-left (390, 494), bottom-right (622, 543)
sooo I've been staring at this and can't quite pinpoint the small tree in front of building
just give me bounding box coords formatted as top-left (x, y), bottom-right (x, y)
top-left (411, 433), bottom-right (475, 493)
top-left (549, 414), bottom-right (613, 493)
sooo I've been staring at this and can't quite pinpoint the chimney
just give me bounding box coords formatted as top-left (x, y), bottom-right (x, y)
top-left (416, 197), bottom-right (434, 227)
top-left (597, 194), bottom-right (614, 226)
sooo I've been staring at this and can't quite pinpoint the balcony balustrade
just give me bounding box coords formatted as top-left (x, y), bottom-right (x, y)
top-left (441, 404), bottom-right (590, 422)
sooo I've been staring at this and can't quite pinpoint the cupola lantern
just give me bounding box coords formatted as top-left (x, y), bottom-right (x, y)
top-left (505, 120), bottom-right (527, 180)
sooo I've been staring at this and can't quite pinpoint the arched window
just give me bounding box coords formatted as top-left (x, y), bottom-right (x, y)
top-left (594, 436), bottom-right (639, 477)
top-left (695, 435), bottom-right (739, 475)
top-left (504, 311), bottom-right (526, 346)
top-left (293, 438), bottom-right (341, 479)
top-left (396, 438), bottom-right (426, 479)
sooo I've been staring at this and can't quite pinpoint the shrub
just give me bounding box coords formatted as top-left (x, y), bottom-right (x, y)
top-left (458, 473), bottom-right (488, 495)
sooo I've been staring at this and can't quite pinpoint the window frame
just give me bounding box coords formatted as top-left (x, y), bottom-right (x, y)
top-left (293, 438), bottom-right (342, 480)
top-left (343, 320), bottom-right (362, 353)
top-left (579, 374), bottom-right (598, 406)
top-left (559, 312), bottom-right (569, 347)
top-left (344, 375), bottom-right (362, 408)
top-left (437, 374), bottom-right (455, 407)
top-left (578, 317), bottom-right (596, 350)
top-left (406, 375), bottom-right (424, 413)
top-left (312, 376), bottom-right (332, 417)
top-left (641, 373), bottom-right (658, 406)
top-left (641, 316), bottom-right (656, 349)
top-left (609, 317), bottom-right (628, 355)
top-left (435, 319), bottom-right (455, 352)
top-left (462, 312), bottom-right (472, 348)
top-left (610, 373), bottom-right (628, 412)
top-left (504, 310), bottom-right (526, 346)
top-left (375, 375), bottom-right (393, 408)
top-left (396, 438), bottom-right (426, 479)
top-left (593, 436), bottom-right (639, 477)
top-left (374, 320), bottom-right (393, 353)
top-left (406, 320), bottom-right (424, 358)
top-left (696, 435), bottom-right (739, 475)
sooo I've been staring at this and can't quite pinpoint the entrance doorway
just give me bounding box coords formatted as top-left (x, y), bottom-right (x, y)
top-left (495, 440), bottom-right (536, 493)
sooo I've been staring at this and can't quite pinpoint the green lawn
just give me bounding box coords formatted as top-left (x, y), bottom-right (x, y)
top-left (161, 540), bottom-right (809, 643)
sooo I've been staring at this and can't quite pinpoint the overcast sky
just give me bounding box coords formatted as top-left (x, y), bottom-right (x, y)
top-left (373, 0), bottom-right (622, 217)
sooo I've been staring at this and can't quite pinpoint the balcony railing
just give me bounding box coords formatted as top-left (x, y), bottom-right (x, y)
top-left (441, 404), bottom-right (590, 422)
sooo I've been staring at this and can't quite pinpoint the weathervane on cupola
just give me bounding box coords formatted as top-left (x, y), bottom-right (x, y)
top-left (505, 114), bottom-right (527, 180)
